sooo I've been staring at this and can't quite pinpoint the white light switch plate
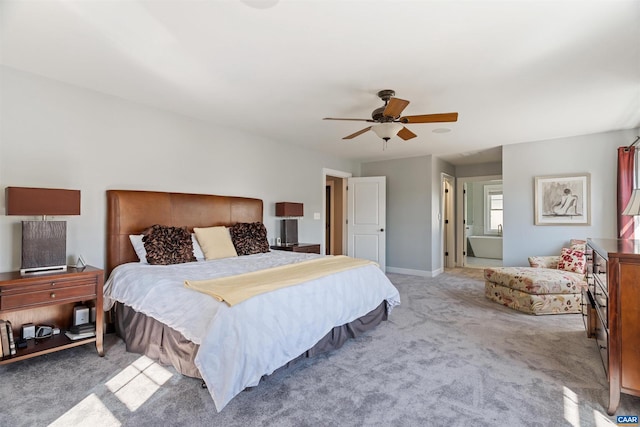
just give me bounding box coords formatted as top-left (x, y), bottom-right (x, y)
top-left (313, 212), bottom-right (321, 220)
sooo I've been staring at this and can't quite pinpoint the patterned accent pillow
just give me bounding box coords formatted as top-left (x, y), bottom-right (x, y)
top-left (557, 247), bottom-right (586, 274)
top-left (569, 239), bottom-right (587, 252)
top-left (229, 222), bottom-right (270, 256)
top-left (142, 224), bottom-right (196, 265)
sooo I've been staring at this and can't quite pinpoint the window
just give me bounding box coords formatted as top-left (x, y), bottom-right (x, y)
top-left (484, 184), bottom-right (503, 235)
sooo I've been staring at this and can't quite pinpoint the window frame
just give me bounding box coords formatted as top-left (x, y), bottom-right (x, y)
top-left (484, 184), bottom-right (503, 235)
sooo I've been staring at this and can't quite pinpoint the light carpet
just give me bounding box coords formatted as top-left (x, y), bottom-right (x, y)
top-left (1, 268), bottom-right (638, 426)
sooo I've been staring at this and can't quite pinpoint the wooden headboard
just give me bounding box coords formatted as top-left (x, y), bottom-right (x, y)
top-left (106, 190), bottom-right (263, 275)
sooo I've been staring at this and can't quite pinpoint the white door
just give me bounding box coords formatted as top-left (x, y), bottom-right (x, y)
top-left (347, 176), bottom-right (386, 271)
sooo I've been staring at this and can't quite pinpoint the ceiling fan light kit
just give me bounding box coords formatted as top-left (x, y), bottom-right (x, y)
top-left (371, 122), bottom-right (404, 150)
top-left (323, 89), bottom-right (459, 150)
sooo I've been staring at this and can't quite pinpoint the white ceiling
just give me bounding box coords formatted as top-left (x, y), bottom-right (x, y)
top-left (1, 1), bottom-right (639, 165)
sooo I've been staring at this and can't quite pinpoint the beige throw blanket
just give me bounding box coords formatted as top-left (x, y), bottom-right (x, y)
top-left (184, 255), bottom-right (375, 306)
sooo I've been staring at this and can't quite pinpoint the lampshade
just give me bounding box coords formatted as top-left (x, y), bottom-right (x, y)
top-left (276, 202), bottom-right (303, 217)
top-left (622, 189), bottom-right (640, 216)
top-left (6, 187), bottom-right (80, 217)
top-left (371, 122), bottom-right (403, 140)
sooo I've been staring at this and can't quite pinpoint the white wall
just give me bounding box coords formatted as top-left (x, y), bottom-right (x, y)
top-left (361, 154), bottom-right (455, 276)
top-left (503, 128), bottom-right (640, 266)
top-left (0, 67), bottom-right (358, 272)
top-left (361, 156), bottom-right (431, 274)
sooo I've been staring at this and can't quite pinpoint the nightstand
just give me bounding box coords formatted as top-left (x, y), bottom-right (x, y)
top-left (0, 266), bottom-right (104, 364)
top-left (270, 243), bottom-right (321, 254)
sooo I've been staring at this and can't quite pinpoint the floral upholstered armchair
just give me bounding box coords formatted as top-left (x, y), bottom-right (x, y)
top-left (484, 239), bottom-right (588, 314)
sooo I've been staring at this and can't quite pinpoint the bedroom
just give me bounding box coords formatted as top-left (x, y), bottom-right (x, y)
top-left (1, 0), bottom-right (640, 425)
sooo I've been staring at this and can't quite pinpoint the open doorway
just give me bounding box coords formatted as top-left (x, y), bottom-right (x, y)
top-left (323, 169), bottom-right (350, 255)
top-left (456, 175), bottom-right (503, 269)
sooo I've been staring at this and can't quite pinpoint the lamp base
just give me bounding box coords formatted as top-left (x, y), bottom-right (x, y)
top-left (21, 220), bottom-right (67, 274)
top-left (280, 219), bottom-right (299, 246)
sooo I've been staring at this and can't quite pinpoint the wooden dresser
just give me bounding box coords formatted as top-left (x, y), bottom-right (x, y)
top-left (584, 238), bottom-right (640, 414)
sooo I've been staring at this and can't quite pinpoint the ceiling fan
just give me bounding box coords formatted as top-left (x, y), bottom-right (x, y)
top-left (323, 89), bottom-right (458, 148)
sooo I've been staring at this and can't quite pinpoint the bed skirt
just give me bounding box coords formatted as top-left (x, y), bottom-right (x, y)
top-left (114, 301), bottom-right (388, 380)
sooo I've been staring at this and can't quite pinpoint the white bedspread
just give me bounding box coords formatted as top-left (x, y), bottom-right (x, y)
top-left (104, 251), bottom-right (400, 411)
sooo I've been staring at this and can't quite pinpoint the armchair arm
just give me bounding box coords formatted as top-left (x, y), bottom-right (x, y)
top-left (528, 256), bottom-right (560, 269)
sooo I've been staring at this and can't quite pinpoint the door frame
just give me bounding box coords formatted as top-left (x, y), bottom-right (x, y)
top-left (325, 180), bottom-right (334, 255)
top-left (322, 168), bottom-right (352, 256)
top-left (455, 174), bottom-right (502, 267)
top-left (441, 173), bottom-right (455, 269)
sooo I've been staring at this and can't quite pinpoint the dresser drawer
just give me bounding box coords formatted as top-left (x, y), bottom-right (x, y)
top-left (0, 277), bottom-right (97, 310)
top-left (593, 252), bottom-right (608, 292)
top-left (593, 282), bottom-right (608, 328)
top-left (595, 314), bottom-right (609, 376)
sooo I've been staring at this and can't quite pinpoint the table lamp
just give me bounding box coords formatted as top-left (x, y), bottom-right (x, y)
top-left (275, 202), bottom-right (303, 246)
top-left (5, 187), bottom-right (81, 274)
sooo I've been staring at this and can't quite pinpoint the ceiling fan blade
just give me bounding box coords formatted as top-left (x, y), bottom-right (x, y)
top-left (323, 117), bottom-right (374, 122)
top-left (397, 126), bottom-right (417, 141)
top-left (343, 126), bottom-right (372, 140)
top-left (383, 98), bottom-right (410, 118)
top-left (399, 112), bottom-right (459, 124)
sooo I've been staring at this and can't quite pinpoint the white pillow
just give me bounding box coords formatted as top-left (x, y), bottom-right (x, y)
top-left (193, 226), bottom-right (238, 260)
top-left (129, 233), bottom-right (205, 262)
top-left (129, 234), bottom-right (147, 263)
top-left (191, 234), bottom-right (205, 261)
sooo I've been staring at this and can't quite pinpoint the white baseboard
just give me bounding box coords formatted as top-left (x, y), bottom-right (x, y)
top-left (386, 266), bottom-right (443, 278)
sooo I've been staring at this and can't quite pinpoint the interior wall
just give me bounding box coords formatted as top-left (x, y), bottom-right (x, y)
top-left (456, 161), bottom-right (502, 178)
top-left (0, 67), bottom-right (358, 272)
top-left (502, 128), bottom-right (640, 266)
top-left (360, 154), bottom-right (454, 276)
top-left (361, 156), bottom-right (431, 274)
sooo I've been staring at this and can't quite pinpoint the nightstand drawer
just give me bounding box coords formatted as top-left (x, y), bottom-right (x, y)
top-left (270, 243), bottom-right (321, 254)
top-left (292, 244), bottom-right (320, 254)
top-left (0, 279), bottom-right (97, 310)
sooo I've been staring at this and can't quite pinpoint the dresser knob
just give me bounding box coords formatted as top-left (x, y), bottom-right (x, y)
top-left (50, 293), bottom-right (56, 299)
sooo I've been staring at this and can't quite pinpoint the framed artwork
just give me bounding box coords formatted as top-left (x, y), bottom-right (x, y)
top-left (534, 173), bottom-right (590, 225)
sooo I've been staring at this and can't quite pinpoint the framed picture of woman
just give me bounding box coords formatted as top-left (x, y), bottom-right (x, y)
top-left (534, 173), bottom-right (590, 225)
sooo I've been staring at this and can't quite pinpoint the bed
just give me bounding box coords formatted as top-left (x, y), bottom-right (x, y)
top-left (104, 190), bottom-right (401, 411)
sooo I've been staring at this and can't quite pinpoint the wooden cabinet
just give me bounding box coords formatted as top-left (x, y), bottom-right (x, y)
top-left (270, 243), bottom-right (321, 254)
top-left (584, 239), bottom-right (640, 414)
top-left (0, 266), bottom-right (104, 364)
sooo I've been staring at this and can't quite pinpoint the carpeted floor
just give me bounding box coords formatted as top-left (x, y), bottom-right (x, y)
top-left (1, 268), bottom-right (638, 426)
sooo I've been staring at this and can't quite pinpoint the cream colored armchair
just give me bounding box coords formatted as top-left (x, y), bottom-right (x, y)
top-left (484, 239), bottom-right (587, 315)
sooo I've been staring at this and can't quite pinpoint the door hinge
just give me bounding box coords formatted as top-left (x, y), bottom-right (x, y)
top-left (445, 188), bottom-right (449, 193)
top-left (463, 251), bottom-right (466, 256)
top-left (445, 251), bottom-right (449, 256)
top-left (445, 219), bottom-right (449, 224)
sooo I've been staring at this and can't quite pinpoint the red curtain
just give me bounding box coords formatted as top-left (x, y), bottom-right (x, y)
top-left (617, 146), bottom-right (636, 239)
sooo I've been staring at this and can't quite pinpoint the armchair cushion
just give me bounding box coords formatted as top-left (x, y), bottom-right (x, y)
top-left (528, 256), bottom-right (560, 269)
